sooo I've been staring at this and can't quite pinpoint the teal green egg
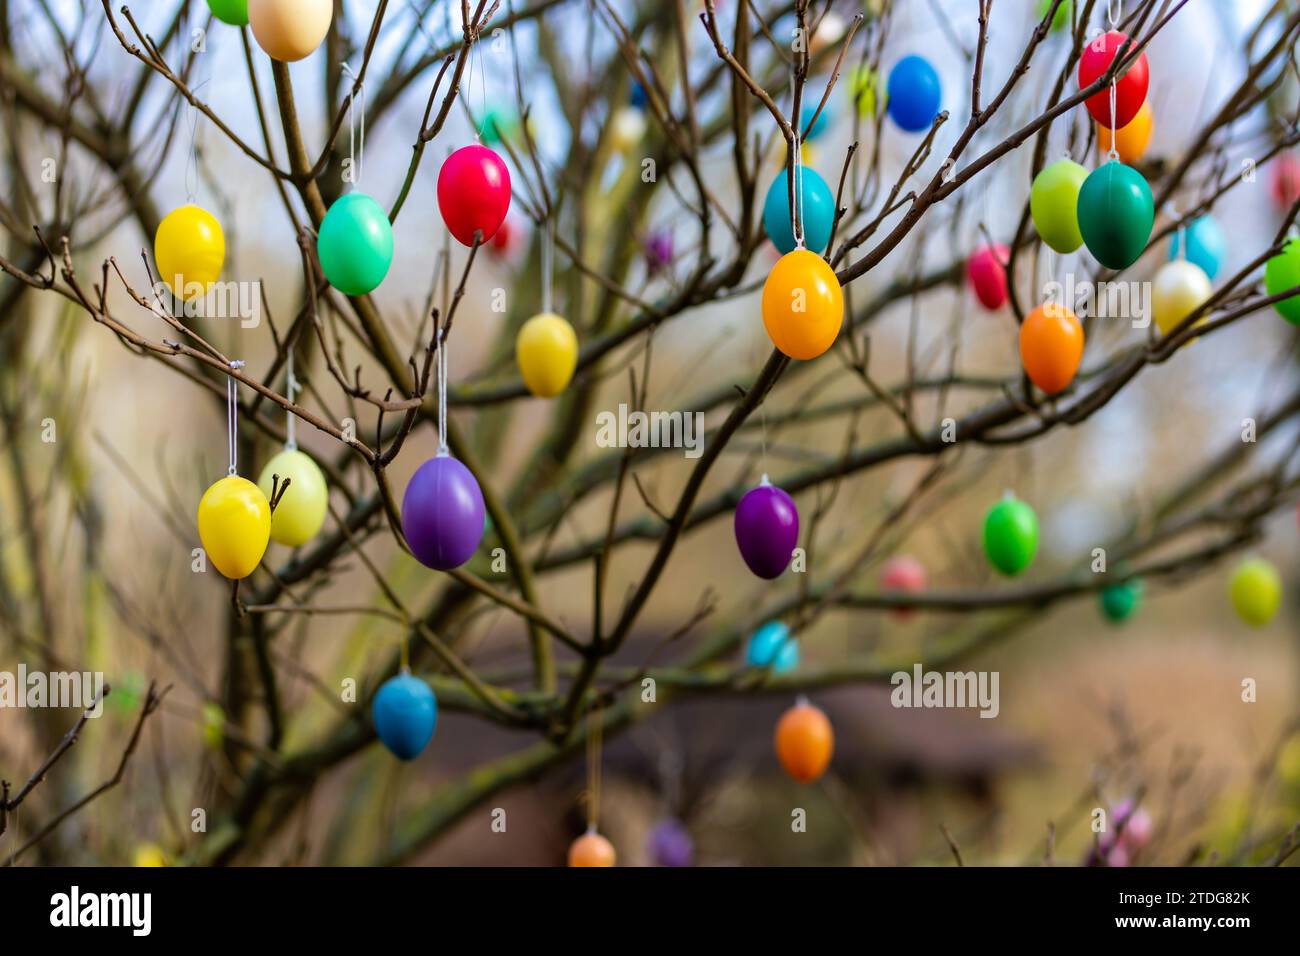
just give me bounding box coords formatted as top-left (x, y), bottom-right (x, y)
top-left (316, 193), bottom-right (394, 296)
top-left (1077, 161), bottom-right (1154, 270)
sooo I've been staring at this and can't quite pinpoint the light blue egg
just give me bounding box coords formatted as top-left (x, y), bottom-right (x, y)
top-left (372, 673), bottom-right (437, 760)
top-left (772, 636), bottom-right (800, 673)
top-left (1169, 215), bottom-right (1225, 280)
top-left (746, 620), bottom-right (797, 674)
top-left (762, 168), bottom-right (836, 255)
top-left (800, 100), bottom-right (832, 141)
top-left (886, 55), bottom-right (942, 133)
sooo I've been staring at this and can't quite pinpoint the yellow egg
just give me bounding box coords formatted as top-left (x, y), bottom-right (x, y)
top-left (197, 475), bottom-right (271, 579)
top-left (248, 0), bottom-right (332, 62)
top-left (608, 106), bottom-right (647, 153)
top-left (154, 205), bottom-right (225, 301)
top-left (257, 448), bottom-right (328, 546)
top-left (1229, 557), bottom-right (1282, 628)
top-left (134, 843), bottom-right (167, 867)
top-left (1152, 259), bottom-right (1212, 336)
top-left (516, 312), bottom-right (578, 397)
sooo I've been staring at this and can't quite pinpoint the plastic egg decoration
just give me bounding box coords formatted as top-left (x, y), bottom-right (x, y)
top-left (847, 64), bottom-right (879, 117)
top-left (155, 205), bottom-right (225, 301)
top-left (134, 844), bottom-right (168, 867)
top-left (967, 244), bottom-right (1009, 311)
top-left (568, 831), bottom-right (616, 867)
top-left (734, 480), bottom-right (799, 579)
top-left (1097, 99), bottom-right (1153, 165)
top-left (746, 620), bottom-right (798, 673)
top-left (646, 818), bottom-right (694, 868)
top-left (371, 673), bottom-right (437, 760)
top-left (1152, 259), bottom-right (1212, 337)
top-left (774, 701), bottom-right (834, 783)
top-left (645, 230), bottom-right (674, 275)
top-left (982, 494), bottom-right (1038, 577)
top-left (1100, 578), bottom-right (1143, 623)
top-left (207, 0), bottom-right (248, 25)
top-left (401, 454), bottom-right (486, 570)
top-left (197, 475), bottom-right (271, 579)
top-left (1271, 154), bottom-right (1300, 210)
top-left (609, 105), bottom-right (647, 153)
top-left (761, 249), bottom-right (844, 360)
top-left (1031, 159), bottom-right (1088, 254)
top-left (437, 144), bottom-right (511, 247)
top-left (799, 101), bottom-right (831, 141)
top-left (1077, 161), bottom-right (1153, 270)
top-left (248, 0), bottom-right (332, 62)
top-left (1077, 30), bottom-right (1149, 129)
top-left (762, 168), bottom-right (836, 255)
top-left (1229, 558), bottom-right (1282, 628)
top-left (810, 11), bottom-right (846, 55)
top-left (1264, 238), bottom-right (1300, 325)
top-left (885, 55), bottom-right (941, 132)
top-left (516, 312), bottom-right (578, 398)
top-left (1020, 302), bottom-right (1083, 395)
top-left (257, 448), bottom-right (328, 547)
top-left (1039, 0), bottom-right (1072, 32)
top-left (315, 193), bottom-right (394, 296)
top-left (881, 555), bottom-right (927, 619)
top-left (1169, 216), bottom-right (1224, 280)
top-left (479, 107), bottom-right (518, 146)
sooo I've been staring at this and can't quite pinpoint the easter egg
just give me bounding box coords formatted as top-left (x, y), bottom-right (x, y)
top-left (609, 105), bottom-right (647, 153)
top-left (479, 107), bottom-right (518, 146)
top-left (1111, 799), bottom-right (1153, 850)
top-left (761, 249), bottom-right (844, 360)
top-left (516, 312), bottom-right (578, 397)
top-left (881, 555), bottom-right (927, 619)
top-left (401, 454), bottom-right (486, 570)
top-left (316, 193), bottom-right (394, 296)
top-left (1264, 238), bottom-right (1300, 325)
top-left (1077, 31), bottom-right (1149, 129)
top-left (257, 448), bottom-right (328, 547)
top-left (762, 168), bottom-right (836, 255)
top-left (108, 671), bottom-right (144, 715)
top-left (982, 494), bottom-right (1038, 576)
top-left (371, 673), bottom-right (437, 760)
top-left (1270, 154), bottom-right (1300, 210)
top-left (568, 831), bottom-right (616, 867)
top-left (1099, 578), bottom-right (1143, 622)
top-left (746, 620), bottom-right (798, 673)
top-left (646, 818), bottom-right (694, 867)
top-left (774, 701), bottom-right (833, 783)
top-left (810, 11), bottom-right (846, 55)
top-left (847, 64), bottom-right (879, 117)
top-left (248, 0), bottom-right (332, 62)
top-left (629, 82), bottom-right (647, 110)
top-left (967, 244), bottom-right (1009, 310)
top-left (1031, 159), bottom-right (1088, 254)
top-left (734, 480), bottom-right (799, 579)
top-left (207, 0), bottom-right (249, 25)
top-left (1229, 558), bottom-right (1282, 628)
top-left (1169, 215), bottom-right (1225, 280)
top-left (201, 702), bottom-right (225, 749)
top-left (800, 101), bottom-right (831, 140)
top-left (886, 55), bottom-right (942, 132)
top-left (155, 204), bottom-right (225, 301)
top-left (645, 229), bottom-right (673, 274)
top-left (134, 844), bottom-right (167, 867)
top-left (437, 144), bottom-right (511, 246)
top-left (1097, 99), bottom-right (1153, 165)
top-left (1077, 161), bottom-right (1153, 270)
top-left (197, 475), bottom-right (271, 579)
top-left (1019, 302), bottom-right (1083, 395)
top-left (490, 218), bottom-right (515, 257)
top-left (1152, 259), bottom-right (1212, 337)
top-left (1039, 0), bottom-right (1072, 32)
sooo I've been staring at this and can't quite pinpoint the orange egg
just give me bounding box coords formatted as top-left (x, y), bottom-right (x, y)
top-left (774, 701), bottom-right (834, 783)
top-left (761, 249), bottom-right (844, 360)
top-left (567, 831), bottom-right (616, 867)
top-left (1019, 302), bottom-right (1084, 395)
top-left (1097, 100), bottom-right (1153, 165)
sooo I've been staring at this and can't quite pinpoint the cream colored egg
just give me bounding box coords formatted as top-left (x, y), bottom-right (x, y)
top-left (248, 0), bottom-right (332, 63)
top-left (609, 105), bottom-right (647, 153)
top-left (1152, 259), bottom-right (1212, 336)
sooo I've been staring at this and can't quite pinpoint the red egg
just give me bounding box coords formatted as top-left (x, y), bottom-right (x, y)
top-left (967, 244), bottom-right (1009, 311)
top-left (490, 218), bottom-right (514, 257)
top-left (881, 555), bottom-right (927, 620)
top-left (436, 144), bottom-right (511, 247)
top-left (1271, 154), bottom-right (1300, 211)
top-left (1077, 31), bottom-right (1149, 130)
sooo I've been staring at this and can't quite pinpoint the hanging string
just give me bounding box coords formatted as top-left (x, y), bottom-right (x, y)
top-left (341, 62), bottom-right (366, 185)
top-left (1106, 0), bottom-right (1122, 161)
top-left (185, 82), bottom-right (209, 204)
top-left (285, 350), bottom-right (298, 451)
top-left (585, 707), bottom-right (603, 830)
top-left (437, 328), bottom-right (449, 455)
top-left (790, 78), bottom-right (806, 249)
top-left (226, 360), bottom-right (245, 476)
top-left (1107, 0), bottom-right (1122, 28)
top-left (541, 218), bottom-right (554, 314)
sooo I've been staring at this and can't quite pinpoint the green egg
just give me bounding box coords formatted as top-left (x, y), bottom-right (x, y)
top-left (1031, 158), bottom-right (1088, 254)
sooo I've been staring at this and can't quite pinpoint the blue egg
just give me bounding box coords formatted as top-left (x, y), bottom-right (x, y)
top-left (746, 621), bottom-right (798, 674)
top-left (886, 55), bottom-right (942, 133)
top-left (1169, 215), bottom-right (1225, 280)
top-left (772, 636), bottom-right (800, 673)
top-left (630, 82), bottom-right (647, 110)
top-left (372, 673), bottom-right (437, 760)
top-left (762, 168), bottom-right (836, 255)
top-left (800, 100), bottom-right (831, 141)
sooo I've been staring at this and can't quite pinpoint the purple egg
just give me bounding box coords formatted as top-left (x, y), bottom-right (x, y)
top-left (645, 230), bottom-right (673, 275)
top-left (401, 454), bottom-right (486, 570)
top-left (647, 817), bottom-right (694, 867)
top-left (734, 479), bottom-right (799, 579)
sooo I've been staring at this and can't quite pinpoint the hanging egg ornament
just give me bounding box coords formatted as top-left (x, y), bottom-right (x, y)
top-left (847, 65), bottom-right (879, 118)
top-left (257, 448), bottom-right (328, 547)
top-left (881, 555), bottom-right (927, 619)
top-left (1151, 259), bottom-right (1212, 337)
top-left (761, 249), bottom-right (844, 360)
top-left (1030, 159), bottom-right (1088, 254)
top-left (401, 454), bottom-right (486, 570)
top-left (437, 144), bottom-right (511, 246)
top-left (248, 0), bottom-right (333, 62)
top-left (134, 844), bottom-right (168, 867)
top-left (762, 168), bottom-right (836, 256)
top-left (490, 218), bottom-right (514, 257)
top-left (967, 244), bottom-right (1010, 311)
top-left (1270, 154), bottom-right (1300, 211)
top-left (746, 620), bottom-right (799, 674)
top-left (516, 312), bottom-right (578, 398)
top-left (734, 478), bottom-right (799, 579)
top-left (1229, 558), bottom-right (1282, 628)
top-left (371, 673), bottom-right (437, 760)
top-left (316, 193), bottom-right (394, 296)
top-left (1100, 578), bottom-right (1143, 623)
top-left (810, 11), bottom-right (846, 55)
top-left (207, 0), bottom-right (248, 25)
top-left (1169, 215), bottom-right (1225, 280)
top-left (1264, 238), bottom-right (1300, 325)
top-left (1039, 0), bottom-right (1072, 32)
top-left (1020, 302), bottom-right (1083, 395)
top-left (478, 107), bottom-right (518, 146)
top-left (646, 818), bottom-right (694, 868)
top-left (1077, 161), bottom-right (1153, 270)
top-left (1077, 31), bottom-right (1149, 129)
top-left (154, 205), bottom-right (225, 301)
top-left (196, 476), bottom-right (271, 579)
top-left (799, 101), bottom-right (831, 141)
top-left (608, 105), bottom-right (647, 153)
top-left (568, 830), bottom-right (616, 867)
top-left (774, 701), bottom-right (834, 783)
top-left (982, 493), bottom-right (1038, 577)
top-left (1097, 99), bottom-right (1153, 166)
top-left (885, 55), bottom-right (941, 133)
top-left (644, 229), bottom-right (674, 275)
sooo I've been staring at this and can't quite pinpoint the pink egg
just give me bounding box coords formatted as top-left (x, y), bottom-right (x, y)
top-left (967, 244), bottom-right (1010, 311)
top-left (881, 555), bottom-right (927, 620)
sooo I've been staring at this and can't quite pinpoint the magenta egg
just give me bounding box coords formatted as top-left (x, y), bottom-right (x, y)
top-left (967, 244), bottom-right (1009, 310)
top-left (401, 454), bottom-right (486, 570)
top-left (734, 479), bottom-right (799, 579)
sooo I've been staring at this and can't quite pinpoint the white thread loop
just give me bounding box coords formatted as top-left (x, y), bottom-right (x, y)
top-left (541, 219), bottom-right (554, 315)
top-left (226, 360), bottom-right (246, 476)
top-left (285, 350), bottom-right (298, 451)
top-left (437, 330), bottom-right (449, 456)
top-left (1107, 79), bottom-right (1120, 162)
top-left (342, 62), bottom-right (366, 185)
top-left (1107, 0), bottom-right (1122, 28)
top-left (791, 79), bottom-right (806, 250)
